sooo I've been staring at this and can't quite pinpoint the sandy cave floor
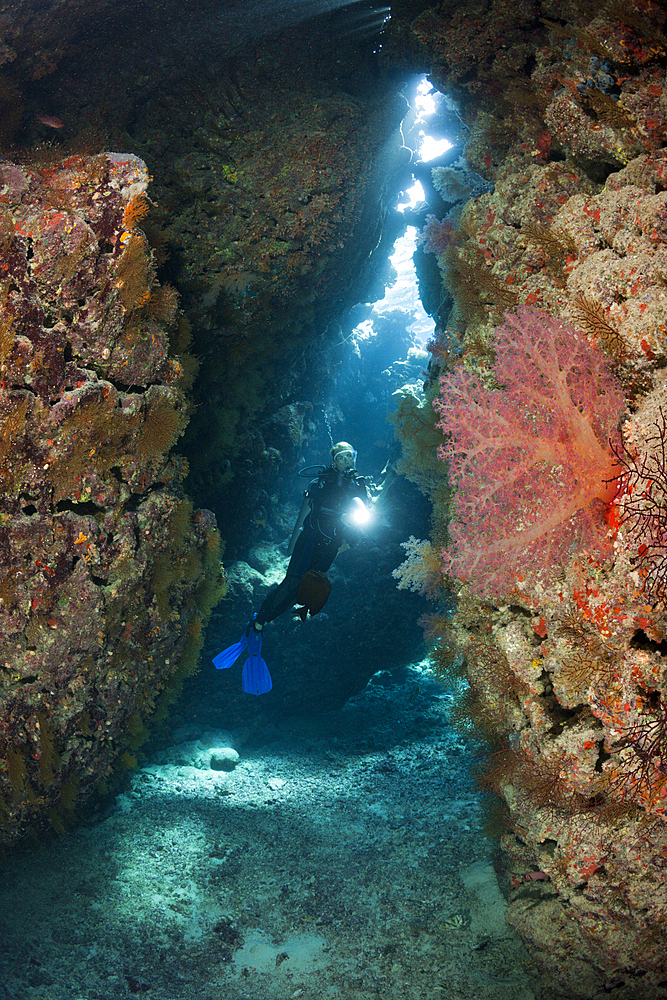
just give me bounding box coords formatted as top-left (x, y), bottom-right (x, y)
top-left (0, 666), bottom-right (546, 1000)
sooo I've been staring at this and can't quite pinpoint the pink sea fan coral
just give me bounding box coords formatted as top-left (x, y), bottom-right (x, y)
top-left (417, 214), bottom-right (457, 256)
top-left (433, 307), bottom-right (625, 599)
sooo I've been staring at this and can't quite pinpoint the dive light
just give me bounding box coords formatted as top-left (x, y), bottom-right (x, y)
top-left (345, 496), bottom-right (372, 527)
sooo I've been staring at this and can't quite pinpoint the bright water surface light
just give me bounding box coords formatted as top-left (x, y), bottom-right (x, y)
top-left (395, 179), bottom-right (425, 214)
top-left (413, 78), bottom-right (437, 122)
top-left (417, 135), bottom-right (453, 162)
top-left (372, 227), bottom-right (434, 344)
top-left (354, 75), bottom-right (458, 348)
top-left (413, 77), bottom-right (454, 162)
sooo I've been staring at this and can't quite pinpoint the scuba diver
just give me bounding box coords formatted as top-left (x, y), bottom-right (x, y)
top-left (213, 441), bottom-right (372, 695)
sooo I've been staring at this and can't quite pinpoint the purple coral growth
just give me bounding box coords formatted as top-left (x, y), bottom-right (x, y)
top-left (433, 307), bottom-right (625, 599)
top-left (417, 214), bottom-right (457, 256)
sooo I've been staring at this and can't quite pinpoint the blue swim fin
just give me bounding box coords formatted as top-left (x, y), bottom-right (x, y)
top-left (212, 634), bottom-right (248, 670)
top-left (242, 626), bottom-right (272, 695)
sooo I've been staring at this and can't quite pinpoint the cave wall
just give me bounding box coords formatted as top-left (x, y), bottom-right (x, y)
top-left (0, 1), bottom-right (422, 844)
top-left (384, 0), bottom-right (667, 995)
top-left (0, 152), bottom-right (226, 845)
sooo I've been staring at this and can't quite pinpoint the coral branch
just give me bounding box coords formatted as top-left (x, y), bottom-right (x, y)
top-left (612, 409), bottom-right (667, 602)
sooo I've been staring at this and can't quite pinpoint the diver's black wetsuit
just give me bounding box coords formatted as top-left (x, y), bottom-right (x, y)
top-left (256, 467), bottom-right (369, 625)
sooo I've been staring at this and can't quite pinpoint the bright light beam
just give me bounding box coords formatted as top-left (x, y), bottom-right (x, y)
top-left (417, 134), bottom-right (453, 163)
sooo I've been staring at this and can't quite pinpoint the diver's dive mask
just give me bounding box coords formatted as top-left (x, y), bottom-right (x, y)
top-left (332, 448), bottom-right (357, 471)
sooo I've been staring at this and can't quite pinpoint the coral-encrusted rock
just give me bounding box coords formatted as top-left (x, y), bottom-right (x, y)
top-left (398, 1), bottom-right (667, 989)
top-left (0, 154), bottom-right (225, 846)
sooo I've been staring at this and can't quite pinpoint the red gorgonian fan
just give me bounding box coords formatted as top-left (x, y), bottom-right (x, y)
top-left (612, 408), bottom-right (667, 603)
top-left (601, 692), bottom-right (667, 812)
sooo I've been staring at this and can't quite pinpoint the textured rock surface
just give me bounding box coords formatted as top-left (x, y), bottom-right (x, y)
top-left (164, 57), bottom-right (410, 539)
top-left (2, 0), bottom-right (666, 991)
top-left (0, 0), bottom-right (432, 848)
top-left (0, 0), bottom-right (429, 849)
top-left (387, 0), bottom-right (667, 995)
top-left (0, 153), bottom-right (225, 845)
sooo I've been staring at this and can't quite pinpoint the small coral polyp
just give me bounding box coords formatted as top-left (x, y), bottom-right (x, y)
top-left (0, 154), bottom-right (222, 846)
